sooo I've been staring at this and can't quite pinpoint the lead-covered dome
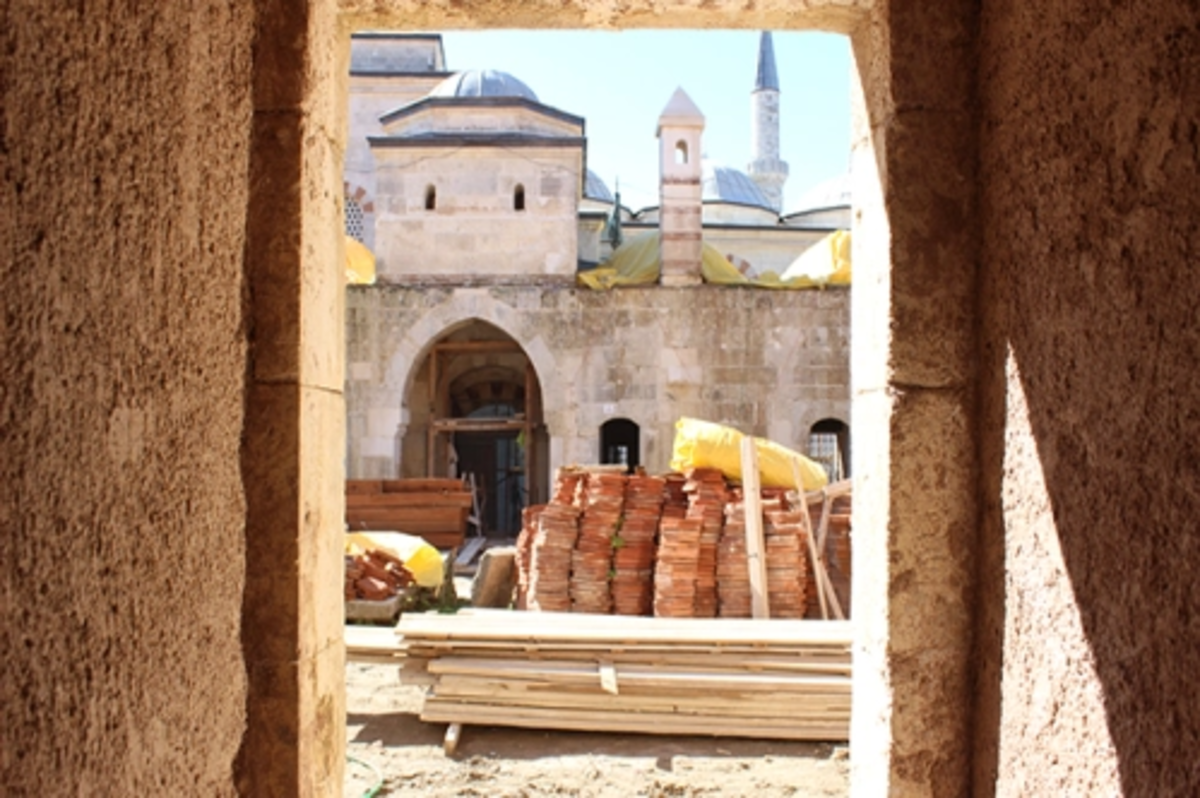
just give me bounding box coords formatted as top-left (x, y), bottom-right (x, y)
top-left (584, 170), bottom-right (614, 202)
top-left (430, 69), bottom-right (539, 102)
top-left (701, 160), bottom-right (772, 209)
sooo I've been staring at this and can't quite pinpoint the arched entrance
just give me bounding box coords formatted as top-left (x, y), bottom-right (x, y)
top-left (404, 320), bottom-right (547, 536)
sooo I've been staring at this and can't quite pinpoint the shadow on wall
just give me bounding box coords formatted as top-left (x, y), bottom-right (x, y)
top-left (973, 3), bottom-right (1200, 783)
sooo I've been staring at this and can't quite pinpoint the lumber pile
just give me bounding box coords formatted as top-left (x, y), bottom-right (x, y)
top-left (345, 478), bottom-right (472, 549)
top-left (395, 609), bottom-right (852, 741)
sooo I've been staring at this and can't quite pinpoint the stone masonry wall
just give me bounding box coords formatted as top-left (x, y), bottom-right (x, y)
top-left (977, 1), bottom-right (1200, 794)
top-left (2, 3), bottom-right (252, 793)
top-left (345, 284), bottom-right (850, 479)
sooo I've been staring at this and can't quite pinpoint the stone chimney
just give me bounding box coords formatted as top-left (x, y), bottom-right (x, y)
top-left (656, 88), bottom-right (705, 286)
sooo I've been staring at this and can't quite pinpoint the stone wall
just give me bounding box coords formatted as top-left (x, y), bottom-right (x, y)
top-left (2, 2), bottom-right (252, 793)
top-left (346, 284), bottom-right (850, 479)
top-left (373, 146), bottom-right (582, 278)
top-left (977, 1), bottom-right (1200, 794)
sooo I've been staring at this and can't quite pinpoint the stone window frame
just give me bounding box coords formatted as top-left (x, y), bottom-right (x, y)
top-left (239, 3), bottom-right (980, 795)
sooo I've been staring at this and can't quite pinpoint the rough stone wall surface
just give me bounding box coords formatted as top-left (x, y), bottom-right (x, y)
top-left (345, 285), bottom-right (849, 479)
top-left (978, 1), bottom-right (1200, 794)
top-left (1, 2), bottom-right (252, 794)
top-left (847, 1), bottom-right (980, 796)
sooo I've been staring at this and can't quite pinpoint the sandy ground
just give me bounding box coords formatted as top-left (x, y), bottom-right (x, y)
top-left (344, 662), bottom-right (849, 797)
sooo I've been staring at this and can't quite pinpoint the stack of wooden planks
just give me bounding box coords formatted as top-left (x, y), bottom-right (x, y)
top-left (346, 478), bottom-right (473, 549)
top-left (395, 609), bottom-right (852, 742)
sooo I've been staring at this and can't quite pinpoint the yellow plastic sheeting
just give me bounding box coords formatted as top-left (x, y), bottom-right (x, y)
top-left (345, 531), bottom-right (444, 588)
top-left (669, 417), bottom-right (829, 491)
top-left (345, 236), bottom-right (377, 285)
top-left (578, 230), bottom-right (849, 290)
top-left (781, 230), bottom-right (851, 286)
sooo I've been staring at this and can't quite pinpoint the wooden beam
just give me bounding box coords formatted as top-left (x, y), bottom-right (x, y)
top-left (741, 437), bottom-right (770, 619)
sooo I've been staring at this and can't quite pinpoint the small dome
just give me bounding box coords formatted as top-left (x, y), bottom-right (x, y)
top-left (794, 172), bottom-right (852, 212)
top-left (430, 69), bottom-right (539, 102)
top-left (702, 160), bottom-right (772, 209)
top-left (584, 170), bottom-right (614, 202)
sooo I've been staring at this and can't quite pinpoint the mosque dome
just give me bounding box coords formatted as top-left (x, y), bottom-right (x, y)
top-left (430, 69), bottom-right (539, 102)
top-left (794, 172), bottom-right (852, 212)
top-left (584, 170), bottom-right (614, 202)
top-left (701, 160), bottom-right (772, 209)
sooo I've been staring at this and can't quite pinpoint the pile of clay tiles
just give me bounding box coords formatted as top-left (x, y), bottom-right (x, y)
top-left (395, 609), bottom-right (852, 742)
top-left (612, 475), bottom-right (665, 615)
top-left (514, 466), bottom-right (852, 621)
top-left (571, 473), bottom-right (625, 614)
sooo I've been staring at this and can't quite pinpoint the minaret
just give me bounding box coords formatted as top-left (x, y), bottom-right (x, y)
top-left (747, 31), bottom-right (788, 213)
top-left (657, 87), bottom-right (705, 286)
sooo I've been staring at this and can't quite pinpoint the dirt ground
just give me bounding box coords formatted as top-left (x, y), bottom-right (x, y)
top-left (344, 662), bottom-right (850, 797)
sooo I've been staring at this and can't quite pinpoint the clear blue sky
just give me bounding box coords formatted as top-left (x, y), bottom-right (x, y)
top-left (440, 30), bottom-right (852, 213)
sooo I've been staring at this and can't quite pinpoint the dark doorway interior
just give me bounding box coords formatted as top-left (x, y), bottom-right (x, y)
top-left (600, 418), bottom-right (640, 472)
top-left (455, 404), bottom-right (525, 536)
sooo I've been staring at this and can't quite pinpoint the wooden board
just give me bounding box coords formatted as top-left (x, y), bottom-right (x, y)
top-left (380, 478), bottom-right (467, 493)
top-left (346, 492), bottom-right (473, 509)
top-left (420, 701), bottom-right (848, 741)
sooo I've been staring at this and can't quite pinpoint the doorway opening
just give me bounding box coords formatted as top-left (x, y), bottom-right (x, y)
top-left (599, 418), bottom-right (641, 471)
top-left (404, 320), bottom-right (547, 537)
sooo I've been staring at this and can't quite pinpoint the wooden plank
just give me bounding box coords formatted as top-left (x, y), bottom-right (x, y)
top-left (380, 478), bottom-right (466, 493)
top-left (429, 655), bottom-right (850, 684)
top-left (741, 437), bottom-right (770, 619)
top-left (395, 611), bottom-right (853, 646)
top-left (420, 700), bottom-right (848, 741)
top-left (791, 457), bottom-right (830, 620)
top-left (347, 492), bottom-right (473, 509)
top-left (428, 683), bottom-right (850, 719)
top-left (344, 625), bottom-right (403, 664)
top-left (346, 480), bottom-right (384, 495)
top-left (401, 650), bottom-right (852, 675)
top-left (443, 722), bottom-right (462, 755)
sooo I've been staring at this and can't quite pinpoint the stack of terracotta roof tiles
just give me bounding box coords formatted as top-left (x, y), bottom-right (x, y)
top-left (526, 474), bottom-right (581, 612)
top-left (570, 473), bottom-right (625, 614)
top-left (683, 468), bottom-right (726, 618)
top-left (826, 494), bottom-right (852, 616)
top-left (762, 497), bottom-right (809, 619)
top-left (395, 609), bottom-right (853, 741)
top-left (716, 490), bottom-right (752, 618)
top-left (611, 475), bottom-right (665, 615)
top-left (652, 515), bottom-right (702, 618)
top-left (514, 504), bottom-right (546, 610)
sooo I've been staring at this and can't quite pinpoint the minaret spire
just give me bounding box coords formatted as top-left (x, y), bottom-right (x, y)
top-left (748, 31), bottom-right (788, 213)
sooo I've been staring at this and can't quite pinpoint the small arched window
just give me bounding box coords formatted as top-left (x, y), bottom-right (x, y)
top-left (513, 184), bottom-right (526, 211)
top-left (674, 140), bottom-right (689, 165)
top-left (424, 184), bottom-right (437, 211)
top-left (808, 418), bottom-right (850, 481)
top-left (600, 418), bottom-right (640, 472)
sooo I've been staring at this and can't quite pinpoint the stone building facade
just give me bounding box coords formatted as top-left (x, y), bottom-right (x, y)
top-left (344, 33), bottom-right (852, 530)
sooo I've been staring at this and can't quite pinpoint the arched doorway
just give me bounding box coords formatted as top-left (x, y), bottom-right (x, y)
top-left (404, 320), bottom-right (547, 536)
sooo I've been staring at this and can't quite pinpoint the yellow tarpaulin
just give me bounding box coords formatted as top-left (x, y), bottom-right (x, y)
top-left (781, 229), bottom-right (851, 286)
top-left (578, 230), bottom-right (851, 290)
top-left (670, 417), bottom-right (830, 491)
top-left (345, 236), bottom-right (376, 285)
